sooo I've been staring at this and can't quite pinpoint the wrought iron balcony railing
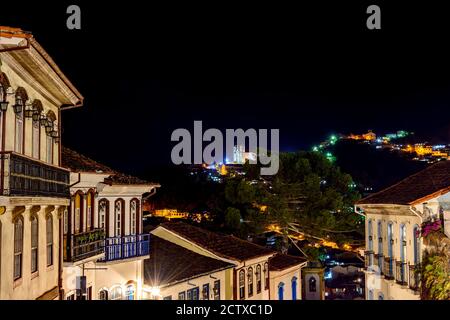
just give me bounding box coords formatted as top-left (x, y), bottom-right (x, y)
top-left (64, 228), bottom-right (105, 263)
top-left (395, 261), bottom-right (408, 285)
top-left (409, 264), bottom-right (421, 292)
top-left (100, 234), bottom-right (150, 262)
top-left (384, 257), bottom-right (394, 279)
top-left (0, 152), bottom-right (70, 198)
top-left (364, 250), bottom-right (374, 270)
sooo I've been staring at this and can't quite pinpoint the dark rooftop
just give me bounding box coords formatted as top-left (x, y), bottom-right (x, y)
top-left (357, 160), bottom-right (450, 205)
top-left (144, 235), bottom-right (234, 287)
top-left (269, 253), bottom-right (307, 271)
top-left (61, 146), bottom-right (153, 185)
top-left (158, 222), bottom-right (275, 262)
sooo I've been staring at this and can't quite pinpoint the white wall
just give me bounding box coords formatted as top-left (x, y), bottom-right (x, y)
top-left (143, 268), bottom-right (229, 300)
top-left (270, 266), bottom-right (302, 300)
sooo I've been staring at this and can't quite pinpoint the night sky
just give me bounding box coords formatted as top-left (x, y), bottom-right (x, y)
top-left (2, 1), bottom-right (450, 176)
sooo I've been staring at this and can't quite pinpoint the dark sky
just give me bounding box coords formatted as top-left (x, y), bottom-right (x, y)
top-left (2, 1), bottom-right (450, 175)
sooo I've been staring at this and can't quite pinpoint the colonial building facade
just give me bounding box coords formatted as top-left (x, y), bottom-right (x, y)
top-left (356, 161), bottom-right (450, 300)
top-left (150, 222), bottom-right (307, 300)
top-left (61, 147), bottom-right (159, 300)
top-left (0, 26), bottom-right (83, 299)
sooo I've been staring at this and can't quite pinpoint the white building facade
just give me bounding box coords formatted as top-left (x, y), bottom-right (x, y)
top-left (0, 26), bottom-right (83, 300)
top-left (357, 161), bottom-right (450, 300)
top-left (61, 147), bottom-right (159, 300)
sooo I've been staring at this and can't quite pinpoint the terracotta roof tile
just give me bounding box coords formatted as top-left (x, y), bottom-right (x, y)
top-left (269, 253), bottom-right (307, 271)
top-left (357, 160), bottom-right (450, 205)
top-left (159, 222), bottom-right (275, 262)
top-left (144, 235), bottom-right (234, 287)
top-left (61, 146), bottom-right (154, 185)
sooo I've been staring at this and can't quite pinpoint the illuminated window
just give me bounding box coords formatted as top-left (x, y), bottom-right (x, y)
top-left (74, 193), bottom-right (82, 233)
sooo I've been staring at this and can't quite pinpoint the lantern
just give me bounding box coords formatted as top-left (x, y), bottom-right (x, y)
top-left (24, 103), bottom-right (34, 118)
top-left (39, 114), bottom-right (47, 126)
top-left (13, 97), bottom-right (23, 114)
top-left (0, 85), bottom-right (8, 111)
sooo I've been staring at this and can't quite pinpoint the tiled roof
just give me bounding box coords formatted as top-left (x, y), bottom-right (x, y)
top-left (268, 253), bottom-right (307, 271)
top-left (357, 160), bottom-right (450, 205)
top-left (159, 222), bottom-right (275, 262)
top-left (61, 146), bottom-right (153, 185)
top-left (144, 235), bottom-right (234, 287)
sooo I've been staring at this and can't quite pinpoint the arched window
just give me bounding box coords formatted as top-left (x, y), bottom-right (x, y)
top-left (309, 277), bottom-right (317, 292)
top-left (263, 262), bottom-right (270, 290)
top-left (98, 199), bottom-right (109, 235)
top-left (278, 282), bottom-right (284, 300)
top-left (14, 88), bottom-right (27, 154)
top-left (74, 192), bottom-right (83, 234)
top-left (46, 215), bottom-right (53, 266)
top-left (115, 199), bottom-right (125, 237)
top-left (86, 190), bottom-right (95, 230)
top-left (31, 215), bottom-right (39, 273)
top-left (378, 293), bottom-right (384, 300)
top-left (247, 267), bottom-right (254, 297)
top-left (13, 217), bottom-right (24, 280)
top-left (400, 224), bottom-right (407, 262)
top-left (110, 286), bottom-right (123, 300)
top-left (256, 264), bottom-right (262, 293)
top-left (368, 290), bottom-right (374, 300)
top-left (291, 277), bottom-right (298, 300)
top-left (125, 285), bottom-right (135, 300)
top-left (239, 269), bottom-right (245, 299)
top-left (99, 289), bottom-right (108, 300)
top-left (130, 199), bottom-right (139, 235)
top-left (31, 100), bottom-right (43, 159)
top-left (413, 225), bottom-right (420, 265)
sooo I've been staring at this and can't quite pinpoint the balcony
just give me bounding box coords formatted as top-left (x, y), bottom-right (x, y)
top-left (395, 261), bottom-right (408, 285)
top-left (384, 257), bottom-right (394, 279)
top-left (364, 250), bottom-right (374, 270)
top-left (374, 254), bottom-right (384, 274)
top-left (64, 229), bottom-right (105, 263)
top-left (100, 234), bottom-right (150, 262)
top-left (0, 152), bottom-right (69, 198)
top-left (409, 264), bottom-right (421, 292)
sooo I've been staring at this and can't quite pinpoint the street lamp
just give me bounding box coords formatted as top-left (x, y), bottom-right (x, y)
top-left (39, 114), bottom-right (47, 126)
top-left (13, 96), bottom-right (24, 114)
top-left (45, 120), bottom-right (53, 134)
top-left (24, 102), bottom-right (34, 118)
top-left (0, 85), bottom-right (8, 112)
top-left (32, 109), bottom-right (40, 121)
